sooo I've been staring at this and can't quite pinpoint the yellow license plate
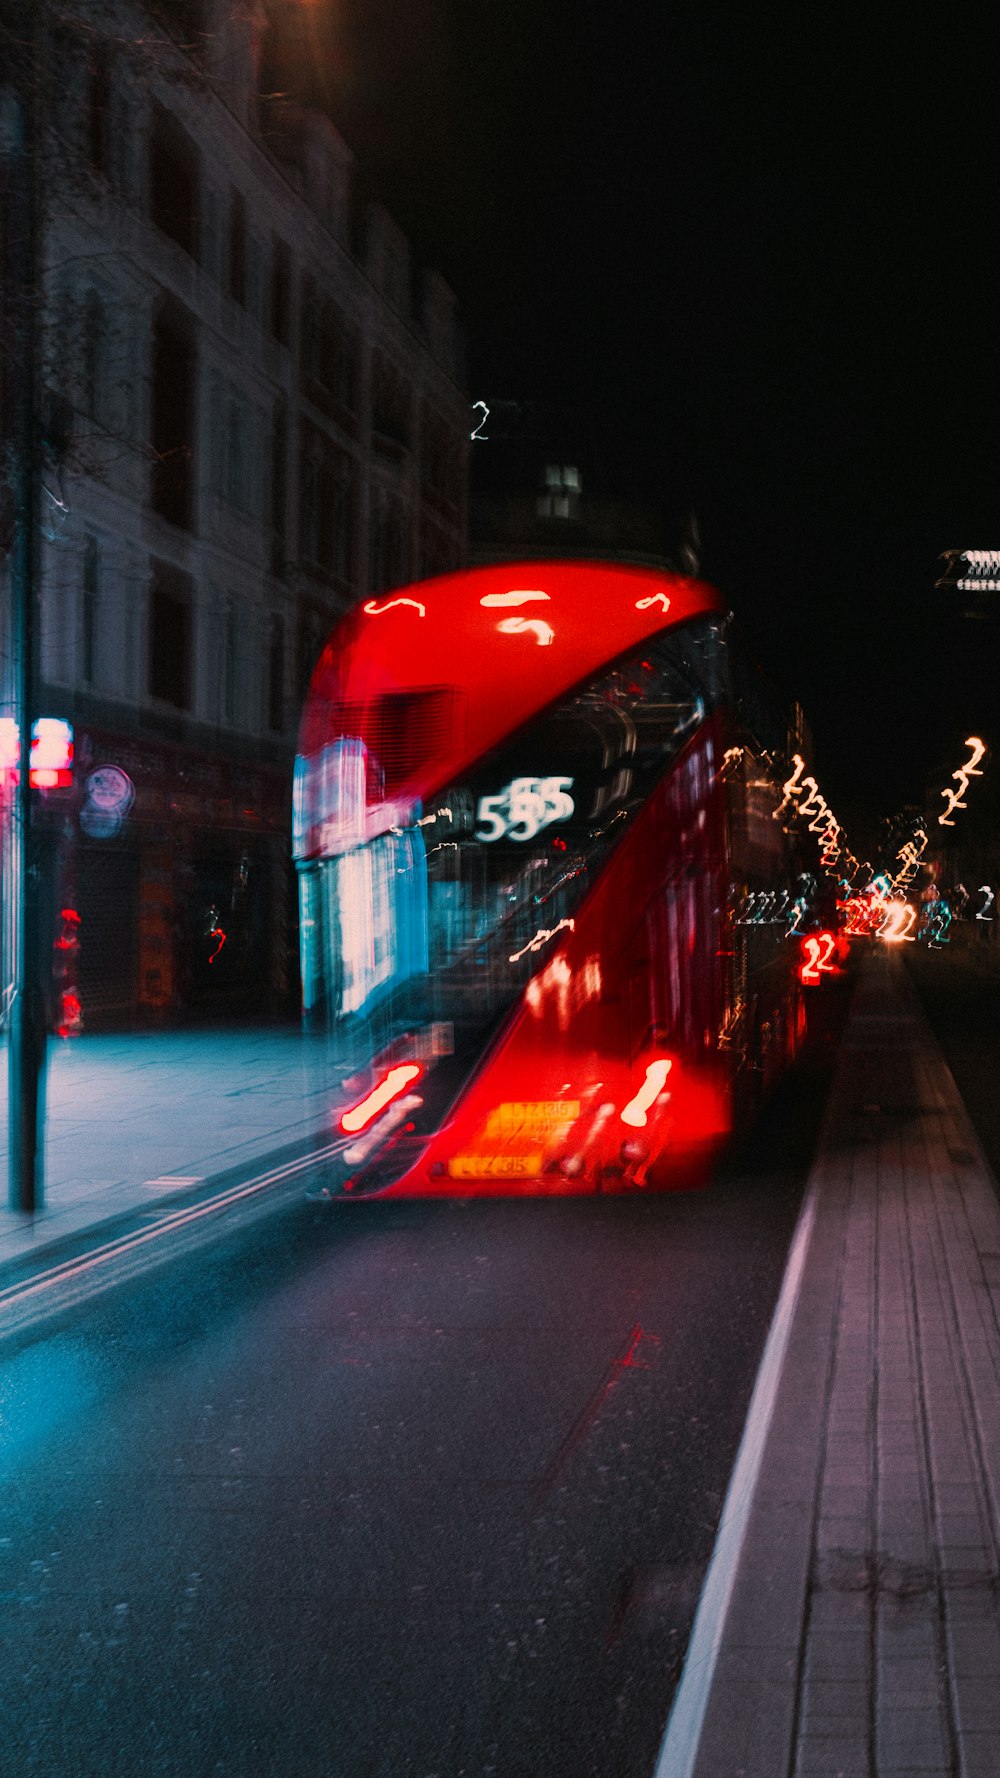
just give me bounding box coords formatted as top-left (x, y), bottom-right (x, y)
top-left (484, 1101), bottom-right (580, 1138)
top-left (448, 1152), bottom-right (544, 1179)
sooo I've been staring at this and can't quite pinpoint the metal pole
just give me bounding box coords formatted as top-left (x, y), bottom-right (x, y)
top-left (4, 1), bottom-right (47, 1213)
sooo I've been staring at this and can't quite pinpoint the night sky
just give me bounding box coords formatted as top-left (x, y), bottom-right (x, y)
top-left (279, 0), bottom-right (1000, 835)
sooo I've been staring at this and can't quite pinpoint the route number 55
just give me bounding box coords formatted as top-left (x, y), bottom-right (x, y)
top-left (476, 775), bottom-right (575, 842)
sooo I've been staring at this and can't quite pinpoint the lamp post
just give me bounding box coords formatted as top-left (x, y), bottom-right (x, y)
top-left (2, 0), bottom-right (48, 1213)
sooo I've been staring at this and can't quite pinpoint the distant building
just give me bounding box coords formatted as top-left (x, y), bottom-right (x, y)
top-left (922, 550), bottom-right (999, 920)
top-left (933, 550), bottom-right (999, 746)
top-left (0, 0), bottom-right (468, 1028)
top-left (468, 401), bottom-right (697, 573)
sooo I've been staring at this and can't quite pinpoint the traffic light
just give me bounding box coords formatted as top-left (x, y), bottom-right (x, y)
top-left (0, 715), bottom-right (74, 788)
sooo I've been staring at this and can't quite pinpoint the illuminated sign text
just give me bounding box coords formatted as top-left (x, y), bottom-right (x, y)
top-left (476, 776), bottom-right (574, 843)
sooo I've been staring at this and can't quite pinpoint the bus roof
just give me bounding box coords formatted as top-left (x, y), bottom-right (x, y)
top-left (298, 559), bottom-right (727, 802)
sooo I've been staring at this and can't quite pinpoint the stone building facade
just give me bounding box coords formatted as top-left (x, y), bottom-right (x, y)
top-left (1, 0), bottom-right (468, 1028)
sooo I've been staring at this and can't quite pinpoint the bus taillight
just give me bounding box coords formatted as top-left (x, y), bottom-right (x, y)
top-left (620, 1059), bottom-right (674, 1128)
top-left (339, 1064), bottom-right (424, 1134)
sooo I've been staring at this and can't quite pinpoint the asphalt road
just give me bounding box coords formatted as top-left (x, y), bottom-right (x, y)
top-left (0, 1050), bottom-right (838, 1778)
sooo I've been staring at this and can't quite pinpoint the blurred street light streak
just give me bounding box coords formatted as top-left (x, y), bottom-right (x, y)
top-left (509, 917), bottom-right (575, 961)
top-left (497, 616), bottom-right (555, 646)
top-left (938, 736), bottom-right (986, 827)
top-left (879, 902), bottom-right (917, 943)
top-left (797, 777), bottom-right (822, 819)
top-left (892, 826), bottom-right (927, 890)
top-left (772, 753), bottom-right (807, 820)
top-left (480, 589), bottom-right (550, 607)
top-left (363, 596), bottom-right (426, 617)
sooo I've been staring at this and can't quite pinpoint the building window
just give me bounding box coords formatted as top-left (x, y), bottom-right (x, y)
top-left (267, 614), bottom-right (285, 732)
top-left (300, 450), bottom-right (321, 568)
top-left (148, 561), bottom-right (192, 708)
top-left (82, 535), bottom-right (99, 684)
top-left (148, 105), bottom-right (200, 260)
top-left (537, 464), bottom-right (581, 519)
top-left (270, 400), bottom-right (288, 575)
top-left (202, 187), bottom-right (222, 284)
top-left (247, 236), bottom-right (264, 325)
top-left (222, 599), bottom-right (239, 724)
top-left (87, 48), bottom-right (112, 177)
top-left (157, 0), bottom-right (204, 37)
top-left (228, 189), bottom-right (246, 306)
top-left (209, 374), bottom-right (258, 514)
top-left (270, 236), bottom-right (291, 345)
top-left (370, 490), bottom-right (409, 594)
top-left (419, 524), bottom-right (457, 582)
top-left (82, 289), bottom-right (108, 423)
top-left (300, 277), bottom-right (319, 381)
top-left (297, 604), bottom-right (328, 700)
top-left (300, 278), bottom-right (356, 420)
top-left (299, 422), bottom-right (355, 584)
top-left (224, 387), bottom-right (248, 508)
top-left (150, 309), bottom-right (196, 530)
top-left (371, 351), bottom-right (411, 451)
top-left (383, 245), bottom-right (408, 316)
top-left (420, 405), bottom-right (461, 516)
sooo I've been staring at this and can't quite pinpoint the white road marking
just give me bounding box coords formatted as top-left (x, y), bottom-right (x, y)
top-left (651, 1166), bottom-right (821, 1778)
top-left (0, 1141), bottom-right (345, 1321)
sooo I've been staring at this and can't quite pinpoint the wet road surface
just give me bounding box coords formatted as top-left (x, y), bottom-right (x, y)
top-left (0, 1049), bottom-right (842, 1778)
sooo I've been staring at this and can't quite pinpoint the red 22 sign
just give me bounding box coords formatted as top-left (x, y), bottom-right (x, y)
top-left (799, 931), bottom-right (838, 985)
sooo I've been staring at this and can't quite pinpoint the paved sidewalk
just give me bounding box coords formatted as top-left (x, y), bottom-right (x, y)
top-left (657, 949), bottom-right (1000, 1778)
top-left (0, 1026), bottom-right (335, 1269)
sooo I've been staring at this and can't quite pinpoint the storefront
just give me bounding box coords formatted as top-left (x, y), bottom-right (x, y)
top-left (64, 728), bottom-right (296, 1030)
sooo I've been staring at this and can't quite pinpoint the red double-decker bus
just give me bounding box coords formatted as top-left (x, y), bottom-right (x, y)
top-left (294, 560), bottom-right (811, 1196)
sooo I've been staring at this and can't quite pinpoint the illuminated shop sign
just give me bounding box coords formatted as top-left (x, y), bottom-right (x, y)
top-left (937, 549), bottom-right (1000, 590)
top-left (80, 765), bottom-right (135, 839)
top-left (0, 716), bottom-right (74, 788)
top-left (475, 775), bottom-right (574, 842)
